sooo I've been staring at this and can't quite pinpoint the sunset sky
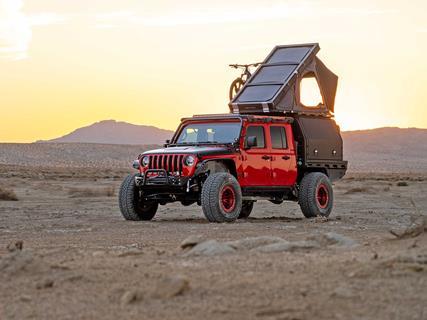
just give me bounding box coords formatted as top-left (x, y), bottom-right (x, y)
top-left (1, 0), bottom-right (426, 142)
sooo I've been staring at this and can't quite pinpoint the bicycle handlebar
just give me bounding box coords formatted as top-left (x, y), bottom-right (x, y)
top-left (229, 62), bottom-right (261, 69)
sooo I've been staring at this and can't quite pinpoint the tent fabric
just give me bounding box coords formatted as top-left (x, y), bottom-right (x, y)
top-left (229, 43), bottom-right (338, 115)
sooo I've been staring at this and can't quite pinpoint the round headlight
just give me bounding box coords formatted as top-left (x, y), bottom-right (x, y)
top-left (184, 155), bottom-right (196, 167)
top-left (132, 160), bottom-right (140, 169)
top-left (142, 156), bottom-right (150, 167)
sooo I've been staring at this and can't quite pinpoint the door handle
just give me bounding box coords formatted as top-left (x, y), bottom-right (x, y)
top-left (282, 155), bottom-right (290, 160)
top-left (262, 155), bottom-right (271, 160)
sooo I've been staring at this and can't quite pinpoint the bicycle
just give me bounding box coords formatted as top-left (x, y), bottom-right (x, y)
top-left (228, 63), bottom-right (261, 101)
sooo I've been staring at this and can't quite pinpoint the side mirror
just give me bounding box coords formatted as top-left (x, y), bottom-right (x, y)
top-left (164, 139), bottom-right (171, 147)
top-left (245, 136), bottom-right (257, 149)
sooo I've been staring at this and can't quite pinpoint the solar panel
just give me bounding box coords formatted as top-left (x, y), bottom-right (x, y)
top-left (229, 43), bottom-right (321, 114)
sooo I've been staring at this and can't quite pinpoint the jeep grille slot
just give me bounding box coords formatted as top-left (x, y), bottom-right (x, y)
top-left (148, 154), bottom-right (185, 174)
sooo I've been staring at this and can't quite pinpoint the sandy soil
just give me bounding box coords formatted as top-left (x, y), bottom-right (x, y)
top-left (0, 166), bottom-right (426, 320)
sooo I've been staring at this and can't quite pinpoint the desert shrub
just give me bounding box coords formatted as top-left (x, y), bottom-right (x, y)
top-left (0, 187), bottom-right (18, 201)
top-left (344, 187), bottom-right (371, 195)
top-left (396, 181), bottom-right (408, 187)
top-left (68, 186), bottom-right (115, 198)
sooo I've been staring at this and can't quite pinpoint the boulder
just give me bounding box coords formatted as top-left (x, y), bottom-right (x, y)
top-left (184, 240), bottom-right (235, 257)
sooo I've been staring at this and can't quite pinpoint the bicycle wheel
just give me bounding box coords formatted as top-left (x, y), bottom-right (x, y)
top-left (229, 78), bottom-right (245, 101)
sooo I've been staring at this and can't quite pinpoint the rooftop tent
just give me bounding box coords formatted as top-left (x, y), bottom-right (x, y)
top-left (229, 43), bottom-right (338, 115)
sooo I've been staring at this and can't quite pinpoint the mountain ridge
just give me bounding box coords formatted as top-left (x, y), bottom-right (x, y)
top-left (38, 120), bottom-right (174, 145)
top-left (39, 119), bottom-right (427, 146)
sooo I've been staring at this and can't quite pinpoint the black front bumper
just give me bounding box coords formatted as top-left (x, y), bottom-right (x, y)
top-left (135, 169), bottom-right (189, 188)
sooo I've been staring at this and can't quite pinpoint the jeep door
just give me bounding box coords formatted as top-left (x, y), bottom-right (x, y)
top-left (240, 124), bottom-right (272, 186)
top-left (268, 124), bottom-right (297, 186)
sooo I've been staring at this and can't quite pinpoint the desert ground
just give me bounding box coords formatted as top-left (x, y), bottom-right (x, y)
top-left (0, 145), bottom-right (426, 320)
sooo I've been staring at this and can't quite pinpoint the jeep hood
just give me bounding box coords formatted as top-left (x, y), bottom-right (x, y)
top-left (143, 145), bottom-right (234, 157)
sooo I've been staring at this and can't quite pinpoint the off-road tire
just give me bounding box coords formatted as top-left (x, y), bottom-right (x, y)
top-left (119, 174), bottom-right (158, 221)
top-left (238, 201), bottom-right (254, 219)
top-left (201, 172), bottom-right (242, 222)
top-left (298, 172), bottom-right (333, 218)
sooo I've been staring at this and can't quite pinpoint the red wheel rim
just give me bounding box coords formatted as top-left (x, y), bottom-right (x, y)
top-left (220, 185), bottom-right (236, 213)
top-left (316, 184), bottom-right (329, 209)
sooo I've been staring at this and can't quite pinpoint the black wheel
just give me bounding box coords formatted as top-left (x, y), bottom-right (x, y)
top-left (201, 172), bottom-right (242, 222)
top-left (298, 172), bottom-right (333, 218)
top-left (118, 174), bottom-right (158, 221)
top-left (229, 78), bottom-right (245, 101)
top-left (238, 201), bottom-right (254, 219)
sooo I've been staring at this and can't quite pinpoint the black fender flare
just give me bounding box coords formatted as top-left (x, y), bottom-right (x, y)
top-left (194, 159), bottom-right (237, 177)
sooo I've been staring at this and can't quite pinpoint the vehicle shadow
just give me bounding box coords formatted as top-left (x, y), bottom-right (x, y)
top-left (152, 215), bottom-right (303, 224)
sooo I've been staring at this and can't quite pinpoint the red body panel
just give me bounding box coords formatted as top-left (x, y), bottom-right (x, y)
top-left (237, 121), bottom-right (297, 187)
top-left (139, 115), bottom-right (298, 188)
top-left (238, 123), bottom-right (272, 186)
top-left (268, 124), bottom-right (298, 186)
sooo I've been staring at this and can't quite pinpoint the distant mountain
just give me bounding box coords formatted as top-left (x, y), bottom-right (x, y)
top-left (342, 127), bottom-right (427, 172)
top-left (8, 124), bottom-right (426, 172)
top-left (41, 120), bottom-right (174, 145)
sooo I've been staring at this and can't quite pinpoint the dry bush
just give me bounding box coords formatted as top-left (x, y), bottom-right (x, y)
top-left (0, 187), bottom-right (18, 201)
top-left (68, 186), bottom-right (115, 198)
top-left (396, 181), bottom-right (409, 187)
top-left (344, 187), bottom-right (372, 195)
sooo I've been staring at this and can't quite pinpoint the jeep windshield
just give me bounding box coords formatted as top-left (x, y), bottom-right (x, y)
top-left (175, 121), bottom-right (241, 145)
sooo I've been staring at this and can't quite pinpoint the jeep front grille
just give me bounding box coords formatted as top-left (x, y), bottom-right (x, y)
top-left (148, 154), bottom-right (185, 174)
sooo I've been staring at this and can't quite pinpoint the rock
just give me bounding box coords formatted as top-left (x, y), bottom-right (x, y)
top-left (36, 278), bottom-right (54, 289)
top-left (120, 290), bottom-right (143, 305)
top-left (0, 250), bottom-right (45, 276)
top-left (152, 275), bottom-right (190, 299)
top-left (226, 236), bottom-right (286, 250)
top-left (19, 295), bottom-right (32, 302)
top-left (393, 253), bottom-right (427, 265)
top-left (117, 248), bottom-right (144, 257)
top-left (256, 240), bottom-right (320, 253)
top-left (256, 241), bottom-right (292, 253)
top-left (180, 235), bottom-right (205, 249)
top-left (313, 216), bottom-right (329, 223)
top-left (6, 240), bottom-right (23, 252)
top-left (184, 240), bottom-right (235, 257)
top-left (309, 233), bottom-right (357, 248)
top-left (390, 216), bottom-right (426, 239)
top-left (331, 286), bottom-right (357, 299)
top-left (92, 251), bottom-right (105, 257)
top-left (324, 233), bottom-right (357, 247)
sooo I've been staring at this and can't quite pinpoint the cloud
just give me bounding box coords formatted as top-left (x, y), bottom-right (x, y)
top-left (94, 4), bottom-right (397, 28)
top-left (0, 0), bottom-right (66, 60)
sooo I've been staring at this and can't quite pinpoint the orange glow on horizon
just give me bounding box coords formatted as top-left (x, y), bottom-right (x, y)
top-left (0, 0), bottom-right (426, 142)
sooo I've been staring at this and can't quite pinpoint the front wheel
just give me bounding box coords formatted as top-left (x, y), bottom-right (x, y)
top-left (201, 172), bottom-right (242, 222)
top-left (119, 174), bottom-right (158, 221)
top-left (298, 172), bottom-right (333, 218)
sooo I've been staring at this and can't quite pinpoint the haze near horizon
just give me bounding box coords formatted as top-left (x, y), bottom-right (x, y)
top-left (1, 0), bottom-right (426, 142)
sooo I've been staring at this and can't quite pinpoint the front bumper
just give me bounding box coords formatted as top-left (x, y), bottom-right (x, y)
top-left (135, 169), bottom-right (189, 188)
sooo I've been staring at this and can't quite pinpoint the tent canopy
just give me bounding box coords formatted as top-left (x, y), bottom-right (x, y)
top-left (229, 43), bottom-right (338, 115)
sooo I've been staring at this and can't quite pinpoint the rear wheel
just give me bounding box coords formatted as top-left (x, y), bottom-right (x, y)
top-left (298, 172), bottom-right (333, 218)
top-left (119, 174), bottom-right (158, 221)
top-left (238, 201), bottom-right (254, 219)
top-left (201, 172), bottom-right (242, 222)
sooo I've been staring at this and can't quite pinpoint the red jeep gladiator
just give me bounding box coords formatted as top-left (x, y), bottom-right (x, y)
top-left (119, 43), bottom-right (347, 222)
